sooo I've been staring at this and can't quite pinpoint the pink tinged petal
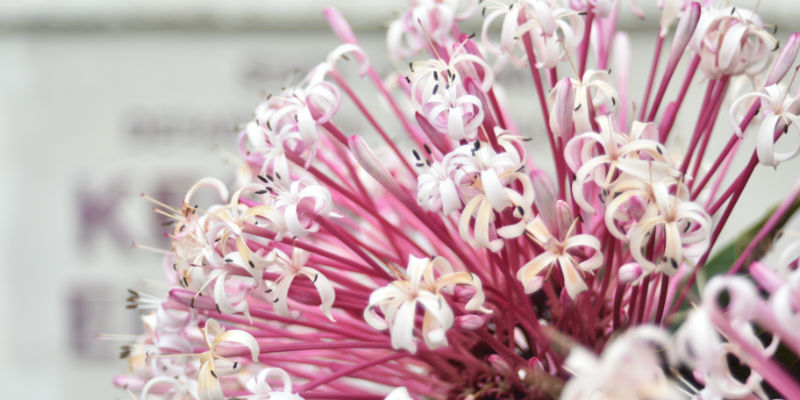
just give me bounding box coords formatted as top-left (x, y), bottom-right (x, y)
top-left (349, 135), bottom-right (404, 195)
top-left (284, 204), bottom-right (311, 238)
top-left (630, 0), bottom-right (645, 19)
top-left (298, 184), bottom-right (333, 215)
top-left (767, 32), bottom-right (800, 85)
top-left (464, 76), bottom-right (495, 127)
top-left (554, 201), bottom-right (574, 239)
top-left (517, 252), bottom-right (557, 294)
top-left (141, 376), bottom-right (186, 399)
top-left (718, 23), bottom-right (748, 72)
top-left (391, 300), bottom-right (419, 353)
top-left (530, 170), bottom-right (559, 233)
top-left (668, 3), bottom-right (701, 65)
top-left (326, 43), bottom-right (369, 77)
top-left (415, 112), bottom-right (451, 153)
top-left (559, 257), bottom-right (588, 300)
top-left (549, 78), bottom-right (575, 138)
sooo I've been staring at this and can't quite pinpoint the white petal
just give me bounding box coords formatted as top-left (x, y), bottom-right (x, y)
top-left (390, 300), bottom-right (418, 353)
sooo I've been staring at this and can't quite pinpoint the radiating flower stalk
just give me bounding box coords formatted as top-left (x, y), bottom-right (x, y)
top-left (115, 1), bottom-right (800, 399)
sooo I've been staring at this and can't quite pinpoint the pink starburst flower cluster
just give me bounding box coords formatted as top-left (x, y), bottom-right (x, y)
top-left (115, 1), bottom-right (800, 399)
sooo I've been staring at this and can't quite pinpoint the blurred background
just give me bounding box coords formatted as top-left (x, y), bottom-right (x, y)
top-left (1, 1), bottom-right (799, 398)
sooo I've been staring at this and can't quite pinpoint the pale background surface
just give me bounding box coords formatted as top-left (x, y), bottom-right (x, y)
top-left (1, 1), bottom-right (799, 398)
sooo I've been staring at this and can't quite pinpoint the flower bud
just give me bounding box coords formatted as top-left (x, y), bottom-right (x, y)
top-left (618, 263), bottom-right (644, 283)
top-left (456, 314), bottom-right (490, 330)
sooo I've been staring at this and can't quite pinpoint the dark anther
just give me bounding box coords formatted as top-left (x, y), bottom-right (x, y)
top-left (574, 103), bottom-right (582, 111)
top-left (684, 222), bottom-right (691, 233)
top-left (433, 84), bottom-right (439, 95)
top-left (657, 146), bottom-right (663, 155)
top-left (258, 175), bottom-right (269, 183)
top-left (248, 260), bottom-right (255, 268)
top-left (210, 370), bottom-right (218, 379)
top-left (433, 70), bottom-right (438, 81)
top-left (409, 62), bottom-right (414, 72)
top-left (516, 205), bottom-right (525, 215)
top-left (224, 258), bottom-right (233, 263)
top-left (412, 149), bottom-right (421, 160)
top-left (275, 172), bottom-right (282, 180)
top-left (670, 258), bottom-right (678, 269)
top-left (255, 190), bottom-right (268, 194)
top-left (424, 144), bottom-right (432, 154)
top-left (313, 274), bottom-right (319, 283)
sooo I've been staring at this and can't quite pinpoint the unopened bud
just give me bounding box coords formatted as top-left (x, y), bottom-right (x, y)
top-left (456, 314), bottom-right (490, 330)
top-left (618, 263), bottom-right (644, 283)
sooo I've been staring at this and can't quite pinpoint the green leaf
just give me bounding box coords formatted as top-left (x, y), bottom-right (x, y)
top-left (703, 196), bottom-right (800, 279)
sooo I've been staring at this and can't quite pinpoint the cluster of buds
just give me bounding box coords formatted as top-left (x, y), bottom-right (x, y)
top-left (116, 1), bottom-right (800, 399)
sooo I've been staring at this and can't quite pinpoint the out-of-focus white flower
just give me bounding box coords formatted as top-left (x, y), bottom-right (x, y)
top-left (561, 326), bottom-right (682, 400)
